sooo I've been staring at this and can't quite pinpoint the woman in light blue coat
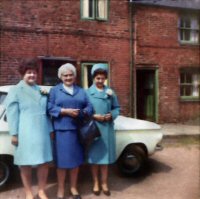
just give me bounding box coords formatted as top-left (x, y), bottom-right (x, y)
top-left (86, 63), bottom-right (120, 196)
top-left (5, 59), bottom-right (53, 199)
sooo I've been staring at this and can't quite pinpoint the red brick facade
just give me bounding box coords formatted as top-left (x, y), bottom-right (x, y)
top-left (134, 5), bottom-right (200, 122)
top-left (0, 1), bottom-right (199, 123)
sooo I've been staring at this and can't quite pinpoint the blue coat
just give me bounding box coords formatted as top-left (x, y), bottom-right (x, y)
top-left (47, 83), bottom-right (93, 130)
top-left (86, 84), bottom-right (120, 164)
top-left (5, 80), bottom-right (53, 166)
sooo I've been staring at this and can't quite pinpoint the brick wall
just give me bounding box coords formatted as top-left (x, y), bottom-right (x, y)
top-left (135, 5), bottom-right (200, 122)
top-left (1, 1), bottom-right (199, 122)
top-left (0, 0), bottom-right (131, 115)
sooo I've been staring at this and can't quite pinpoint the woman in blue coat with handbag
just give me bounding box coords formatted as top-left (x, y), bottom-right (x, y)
top-left (86, 63), bottom-right (120, 196)
top-left (5, 58), bottom-right (53, 199)
top-left (47, 63), bottom-right (93, 199)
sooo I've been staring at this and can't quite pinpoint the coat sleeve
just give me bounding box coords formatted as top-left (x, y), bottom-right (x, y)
top-left (4, 87), bottom-right (20, 136)
top-left (47, 88), bottom-right (62, 118)
top-left (82, 91), bottom-right (94, 117)
top-left (111, 91), bottom-right (120, 120)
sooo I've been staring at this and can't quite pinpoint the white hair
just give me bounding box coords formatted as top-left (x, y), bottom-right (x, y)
top-left (58, 63), bottom-right (77, 79)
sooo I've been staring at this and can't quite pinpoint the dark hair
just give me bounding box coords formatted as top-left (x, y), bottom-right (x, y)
top-left (92, 69), bottom-right (108, 79)
top-left (18, 58), bottom-right (39, 76)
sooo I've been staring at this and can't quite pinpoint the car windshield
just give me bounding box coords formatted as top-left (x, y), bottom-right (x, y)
top-left (0, 92), bottom-right (7, 105)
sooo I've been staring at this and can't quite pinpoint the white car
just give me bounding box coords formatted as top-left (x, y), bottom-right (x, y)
top-left (0, 85), bottom-right (163, 187)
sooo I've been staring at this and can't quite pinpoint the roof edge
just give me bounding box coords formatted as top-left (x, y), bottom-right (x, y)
top-left (129, 0), bottom-right (200, 11)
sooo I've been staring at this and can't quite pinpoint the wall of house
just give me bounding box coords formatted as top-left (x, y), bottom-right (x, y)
top-left (135, 5), bottom-right (200, 122)
top-left (1, 1), bottom-right (199, 122)
top-left (0, 0), bottom-right (131, 115)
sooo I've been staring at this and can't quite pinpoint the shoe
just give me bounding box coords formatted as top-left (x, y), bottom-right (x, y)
top-left (71, 194), bottom-right (81, 199)
top-left (102, 190), bottom-right (111, 196)
top-left (93, 189), bottom-right (101, 196)
top-left (101, 184), bottom-right (111, 196)
top-left (70, 192), bottom-right (82, 199)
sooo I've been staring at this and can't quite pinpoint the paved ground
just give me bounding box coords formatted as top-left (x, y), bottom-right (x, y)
top-left (161, 123), bottom-right (200, 136)
top-left (0, 140), bottom-right (199, 199)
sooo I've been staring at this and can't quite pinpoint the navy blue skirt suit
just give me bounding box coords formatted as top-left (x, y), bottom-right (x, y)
top-left (47, 83), bottom-right (93, 169)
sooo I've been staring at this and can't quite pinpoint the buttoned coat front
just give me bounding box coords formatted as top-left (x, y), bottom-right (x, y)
top-left (5, 80), bottom-right (53, 166)
top-left (47, 83), bottom-right (93, 168)
top-left (47, 83), bottom-right (93, 131)
top-left (86, 85), bottom-right (120, 164)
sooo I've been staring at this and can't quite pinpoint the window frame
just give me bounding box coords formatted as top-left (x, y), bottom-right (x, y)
top-left (81, 62), bottom-right (110, 89)
top-left (95, 0), bottom-right (109, 21)
top-left (80, 0), bottom-right (95, 20)
top-left (80, 0), bottom-right (109, 21)
top-left (37, 56), bottom-right (76, 86)
top-left (179, 68), bottom-right (200, 102)
top-left (178, 14), bottom-right (200, 45)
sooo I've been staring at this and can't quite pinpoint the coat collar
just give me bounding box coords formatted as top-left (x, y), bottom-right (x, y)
top-left (18, 80), bottom-right (42, 103)
top-left (58, 83), bottom-right (79, 96)
top-left (88, 84), bottom-right (109, 99)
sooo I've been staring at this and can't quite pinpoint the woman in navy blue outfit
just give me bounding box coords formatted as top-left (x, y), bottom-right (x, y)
top-left (47, 63), bottom-right (93, 199)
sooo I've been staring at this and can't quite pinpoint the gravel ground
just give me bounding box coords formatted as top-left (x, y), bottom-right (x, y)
top-left (0, 142), bottom-right (199, 199)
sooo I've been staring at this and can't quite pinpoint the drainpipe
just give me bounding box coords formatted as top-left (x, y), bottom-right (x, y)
top-left (129, 0), bottom-right (136, 118)
top-left (133, 4), bottom-right (137, 119)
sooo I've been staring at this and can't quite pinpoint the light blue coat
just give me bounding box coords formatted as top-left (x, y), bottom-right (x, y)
top-left (5, 80), bottom-right (53, 166)
top-left (86, 85), bottom-right (120, 164)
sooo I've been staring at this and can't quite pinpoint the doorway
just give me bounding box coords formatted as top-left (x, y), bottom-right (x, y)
top-left (136, 69), bottom-right (158, 122)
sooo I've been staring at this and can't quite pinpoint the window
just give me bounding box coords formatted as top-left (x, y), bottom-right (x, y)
top-left (81, 62), bottom-right (109, 89)
top-left (38, 57), bottom-right (76, 86)
top-left (180, 69), bottom-right (200, 101)
top-left (81, 0), bottom-right (108, 21)
top-left (179, 15), bottom-right (199, 44)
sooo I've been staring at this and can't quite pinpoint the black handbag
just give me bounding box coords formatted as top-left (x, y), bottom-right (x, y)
top-left (78, 117), bottom-right (101, 151)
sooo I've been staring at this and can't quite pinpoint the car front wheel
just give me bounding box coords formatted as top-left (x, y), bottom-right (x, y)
top-left (117, 145), bottom-right (146, 175)
top-left (0, 161), bottom-right (10, 187)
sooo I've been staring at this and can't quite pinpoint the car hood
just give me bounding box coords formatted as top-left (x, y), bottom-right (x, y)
top-left (114, 116), bottom-right (161, 130)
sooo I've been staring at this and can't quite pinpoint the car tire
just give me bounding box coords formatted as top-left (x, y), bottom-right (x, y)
top-left (0, 161), bottom-right (10, 187)
top-left (117, 145), bottom-right (146, 175)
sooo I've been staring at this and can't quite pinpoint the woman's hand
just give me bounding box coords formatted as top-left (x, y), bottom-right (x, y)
top-left (104, 113), bottom-right (112, 121)
top-left (61, 108), bottom-right (80, 118)
top-left (67, 109), bottom-right (80, 118)
top-left (93, 114), bottom-right (105, 122)
top-left (11, 135), bottom-right (18, 146)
